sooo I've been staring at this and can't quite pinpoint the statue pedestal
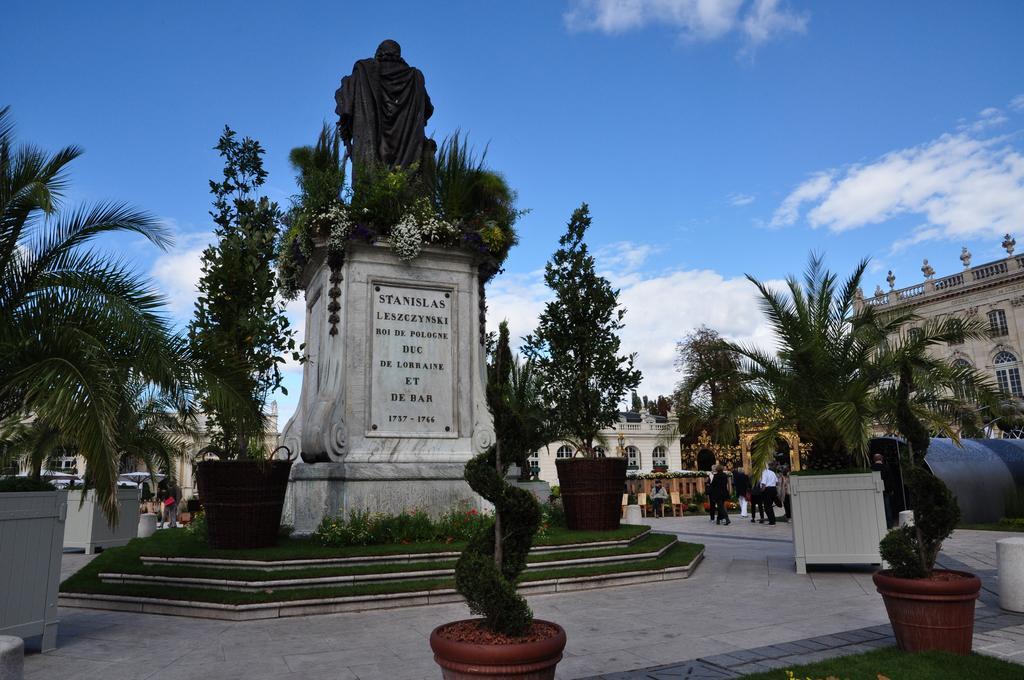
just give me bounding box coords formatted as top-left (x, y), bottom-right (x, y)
top-left (281, 243), bottom-right (493, 535)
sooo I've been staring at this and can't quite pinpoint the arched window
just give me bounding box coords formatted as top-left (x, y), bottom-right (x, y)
top-left (994, 351), bottom-right (1022, 397)
top-left (652, 446), bottom-right (667, 468)
top-left (593, 446), bottom-right (606, 458)
top-left (625, 445), bottom-right (640, 469)
top-left (952, 358), bottom-right (972, 399)
top-left (556, 445), bottom-right (575, 459)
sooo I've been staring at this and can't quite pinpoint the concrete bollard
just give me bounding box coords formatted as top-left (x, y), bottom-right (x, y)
top-left (138, 513), bottom-right (158, 538)
top-left (898, 510), bottom-right (915, 528)
top-left (624, 505), bottom-right (643, 525)
top-left (0, 636), bottom-right (24, 680)
top-left (997, 537), bottom-right (1024, 613)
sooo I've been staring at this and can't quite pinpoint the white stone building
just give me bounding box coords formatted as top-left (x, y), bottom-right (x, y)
top-left (530, 410), bottom-right (682, 486)
top-left (855, 235), bottom-right (1024, 434)
top-left (27, 404), bottom-right (280, 500)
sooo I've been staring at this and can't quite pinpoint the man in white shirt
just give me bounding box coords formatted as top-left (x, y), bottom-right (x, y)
top-left (759, 465), bottom-right (779, 525)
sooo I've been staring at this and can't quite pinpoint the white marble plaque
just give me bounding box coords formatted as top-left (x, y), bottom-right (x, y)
top-left (368, 282), bottom-right (456, 437)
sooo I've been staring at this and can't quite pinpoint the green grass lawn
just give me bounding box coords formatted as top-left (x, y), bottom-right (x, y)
top-left (130, 523), bottom-right (649, 562)
top-left (71, 533), bottom-right (677, 585)
top-left (738, 647), bottom-right (1023, 679)
top-left (60, 532), bottom-right (703, 605)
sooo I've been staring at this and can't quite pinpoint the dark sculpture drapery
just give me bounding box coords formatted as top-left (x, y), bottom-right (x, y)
top-left (335, 39), bottom-right (433, 176)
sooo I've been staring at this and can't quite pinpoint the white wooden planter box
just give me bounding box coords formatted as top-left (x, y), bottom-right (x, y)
top-left (790, 471), bottom-right (888, 574)
top-left (64, 488), bottom-right (139, 554)
top-left (0, 490), bottom-right (67, 651)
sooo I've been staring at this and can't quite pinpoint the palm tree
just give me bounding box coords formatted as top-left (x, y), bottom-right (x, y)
top-left (0, 106), bottom-right (196, 520)
top-left (699, 254), bottom-right (998, 475)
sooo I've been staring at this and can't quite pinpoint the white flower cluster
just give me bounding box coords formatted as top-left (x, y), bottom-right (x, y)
top-left (390, 212), bottom-right (424, 261)
top-left (419, 213), bottom-right (458, 245)
top-left (324, 204), bottom-right (353, 255)
top-left (389, 205), bottom-right (456, 262)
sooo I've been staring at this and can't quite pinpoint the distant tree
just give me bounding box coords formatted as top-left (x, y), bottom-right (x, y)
top-left (189, 127), bottom-right (298, 457)
top-left (630, 391), bottom-right (642, 412)
top-left (674, 326), bottom-right (742, 442)
top-left (523, 203), bottom-right (641, 457)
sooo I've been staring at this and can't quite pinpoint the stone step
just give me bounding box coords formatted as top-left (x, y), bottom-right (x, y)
top-left (138, 528), bottom-right (652, 571)
top-left (64, 549), bottom-right (705, 621)
top-left (104, 537), bottom-right (675, 592)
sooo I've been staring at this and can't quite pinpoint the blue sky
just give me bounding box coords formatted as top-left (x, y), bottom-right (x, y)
top-left (4, 1), bottom-right (1024, 425)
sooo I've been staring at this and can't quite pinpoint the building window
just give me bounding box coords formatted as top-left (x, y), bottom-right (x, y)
top-left (556, 445), bottom-right (574, 459)
top-left (593, 446), bottom-right (606, 458)
top-left (952, 358), bottom-right (972, 399)
top-left (652, 446), bottom-right (667, 468)
top-left (989, 309), bottom-right (1009, 337)
top-left (994, 351), bottom-right (1023, 397)
top-left (625, 445), bottom-right (640, 469)
top-left (908, 327), bottom-right (923, 342)
top-left (948, 317), bottom-right (964, 345)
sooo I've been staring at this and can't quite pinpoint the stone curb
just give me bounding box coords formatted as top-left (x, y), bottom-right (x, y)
top-left (60, 548), bottom-right (703, 621)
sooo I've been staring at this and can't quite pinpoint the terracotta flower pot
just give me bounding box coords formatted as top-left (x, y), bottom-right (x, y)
top-left (430, 619), bottom-right (567, 680)
top-left (872, 569), bottom-right (981, 654)
top-left (555, 457), bottom-right (627, 531)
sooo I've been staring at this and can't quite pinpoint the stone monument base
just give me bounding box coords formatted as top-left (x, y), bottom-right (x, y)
top-left (283, 462), bottom-right (483, 536)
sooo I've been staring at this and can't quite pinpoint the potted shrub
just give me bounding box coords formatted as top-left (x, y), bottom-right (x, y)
top-left (189, 127), bottom-right (300, 549)
top-left (431, 324), bottom-right (566, 678)
top-left (523, 205), bottom-right (641, 531)
top-left (874, 465), bottom-right (980, 654)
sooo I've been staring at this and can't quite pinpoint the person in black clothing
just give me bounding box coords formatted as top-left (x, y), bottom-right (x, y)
top-left (871, 453), bottom-right (895, 527)
top-left (750, 482), bottom-right (765, 523)
top-left (709, 464), bottom-right (731, 525)
top-left (733, 467), bottom-right (750, 518)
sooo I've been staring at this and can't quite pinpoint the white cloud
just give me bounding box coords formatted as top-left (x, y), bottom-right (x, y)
top-left (595, 241), bottom-right (660, 272)
top-left (1010, 94), bottom-right (1024, 112)
top-left (742, 0), bottom-right (808, 46)
top-left (728, 192), bottom-right (756, 206)
top-left (770, 171), bottom-right (833, 227)
top-left (487, 265), bottom-right (777, 402)
top-left (149, 228), bottom-right (212, 317)
top-left (959, 107), bottom-right (1008, 133)
top-left (564, 0), bottom-right (807, 50)
top-left (772, 127), bottom-right (1024, 243)
top-left (889, 225), bottom-right (943, 254)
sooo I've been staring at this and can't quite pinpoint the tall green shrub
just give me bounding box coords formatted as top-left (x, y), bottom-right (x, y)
top-left (189, 127), bottom-right (298, 457)
top-left (523, 204), bottom-right (641, 457)
top-left (455, 322), bottom-right (542, 636)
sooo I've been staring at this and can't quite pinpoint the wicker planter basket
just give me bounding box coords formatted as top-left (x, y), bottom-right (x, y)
top-left (556, 457), bottom-right (627, 531)
top-left (196, 460), bottom-right (292, 549)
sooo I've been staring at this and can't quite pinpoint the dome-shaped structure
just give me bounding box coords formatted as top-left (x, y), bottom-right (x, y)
top-left (924, 438), bottom-right (1024, 523)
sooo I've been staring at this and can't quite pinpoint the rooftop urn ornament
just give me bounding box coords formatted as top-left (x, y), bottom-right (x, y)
top-left (886, 270), bottom-right (896, 290)
top-left (961, 246), bottom-right (972, 269)
top-left (921, 259), bottom-right (935, 279)
top-left (334, 39), bottom-right (434, 180)
top-left (1003, 233), bottom-right (1016, 256)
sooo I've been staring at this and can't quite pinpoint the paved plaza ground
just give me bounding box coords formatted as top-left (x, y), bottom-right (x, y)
top-left (23, 516), bottom-right (1024, 680)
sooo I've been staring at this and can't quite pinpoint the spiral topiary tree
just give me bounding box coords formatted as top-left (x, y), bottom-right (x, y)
top-left (454, 321), bottom-right (543, 636)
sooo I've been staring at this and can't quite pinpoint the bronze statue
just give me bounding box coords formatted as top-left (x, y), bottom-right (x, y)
top-left (335, 40), bottom-right (433, 176)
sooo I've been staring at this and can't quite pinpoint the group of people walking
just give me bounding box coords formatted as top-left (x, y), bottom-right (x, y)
top-left (707, 463), bottom-right (792, 526)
